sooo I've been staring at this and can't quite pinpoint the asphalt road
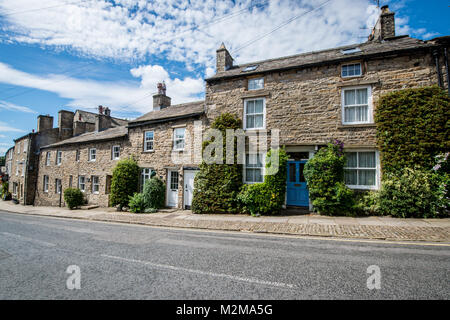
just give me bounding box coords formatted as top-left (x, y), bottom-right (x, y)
top-left (0, 211), bottom-right (449, 299)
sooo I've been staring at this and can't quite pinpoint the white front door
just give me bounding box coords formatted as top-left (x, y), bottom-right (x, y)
top-left (183, 170), bottom-right (198, 209)
top-left (167, 170), bottom-right (179, 207)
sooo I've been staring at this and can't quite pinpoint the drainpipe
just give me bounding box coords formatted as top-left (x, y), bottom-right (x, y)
top-left (444, 47), bottom-right (450, 96)
top-left (433, 49), bottom-right (442, 88)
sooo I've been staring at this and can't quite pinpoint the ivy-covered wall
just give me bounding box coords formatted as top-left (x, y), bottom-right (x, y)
top-left (375, 86), bottom-right (450, 174)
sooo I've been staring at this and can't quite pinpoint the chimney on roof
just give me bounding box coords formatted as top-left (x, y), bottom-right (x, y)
top-left (153, 82), bottom-right (171, 111)
top-left (368, 5), bottom-right (395, 42)
top-left (104, 107), bottom-right (111, 117)
top-left (37, 114), bottom-right (53, 132)
top-left (216, 42), bottom-right (233, 72)
top-left (98, 105), bottom-right (104, 115)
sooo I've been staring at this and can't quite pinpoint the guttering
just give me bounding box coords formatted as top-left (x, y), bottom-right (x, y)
top-left (126, 112), bottom-right (204, 129)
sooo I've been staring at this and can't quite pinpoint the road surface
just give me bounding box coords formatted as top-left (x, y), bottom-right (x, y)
top-left (0, 211), bottom-right (448, 299)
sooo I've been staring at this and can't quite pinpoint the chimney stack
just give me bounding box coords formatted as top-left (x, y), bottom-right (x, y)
top-left (104, 107), bottom-right (111, 117)
top-left (152, 82), bottom-right (171, 111)
top-left (37, 115), bottom-right (53, 132)
top-left (216, 43), bottom-right (233, 72)
top-left (368, 5), bottom-right (395, 42)
top-left (98, 105), bottom-right (104, 115)
top-left (58, 110), bottom-right (74, 139)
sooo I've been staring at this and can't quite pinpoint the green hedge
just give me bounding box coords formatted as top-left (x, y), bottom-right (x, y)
top-left (110, 158), bottom-right (140, 210)
top-left (303, 141), bottom-right (355, 215)
top-left (142, 176), bottom-right (165, 209)
top-left (63, 188), bottom-right (84, 209)
top-left (238, 148), bottom-right (288, 215)
top-left (375, 86), bottom-right (450, 173)
top-left (192, 113), bottom-right (243, 214)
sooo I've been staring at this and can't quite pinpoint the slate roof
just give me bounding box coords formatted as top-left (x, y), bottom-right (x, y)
top-left (75, 110), bottom-right (128, 127)
top-left (206, 36), bottom-right (441, 81)
top-left (41, 126), bottom-right (128, 149)
top-left (127, 100), bottom-right (205, 127)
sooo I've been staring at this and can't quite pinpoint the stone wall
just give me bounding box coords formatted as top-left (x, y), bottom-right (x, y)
top-left (35, 137), bottom-right (130, 207)
top-left (126, 115), bottom-right (206, 208)
top-left (205, 51), bottom-right (444, 149)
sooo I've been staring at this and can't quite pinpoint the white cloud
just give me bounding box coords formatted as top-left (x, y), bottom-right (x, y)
top-left (0, 121), bottom-right (24, 132)
top-left (0, 62), bottom-right (204, 115)
top-left (1, 0), bottom-right (433, 69)
top-left (0, 100), bottom-right (36, 113)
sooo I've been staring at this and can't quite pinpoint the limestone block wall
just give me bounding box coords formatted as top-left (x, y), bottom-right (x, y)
top-left (127, 116), bottom-right (206, 208)
top-left (35, 137), bottom-right (130, 207)
top-left (205, 51), bottom-right (443, 148)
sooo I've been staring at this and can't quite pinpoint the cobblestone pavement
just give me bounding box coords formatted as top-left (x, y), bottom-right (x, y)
top-left (1, 201), bottom-right (449, 242)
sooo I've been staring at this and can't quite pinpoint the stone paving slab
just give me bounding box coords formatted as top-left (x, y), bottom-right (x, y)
top-left (1, 201), bottom-right (449, 243)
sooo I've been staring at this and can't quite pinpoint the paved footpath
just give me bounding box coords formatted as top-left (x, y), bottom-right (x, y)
top-left (0, 201), bottom-right (449, 243)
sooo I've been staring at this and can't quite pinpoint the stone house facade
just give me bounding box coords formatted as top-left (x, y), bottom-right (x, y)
top-left (204, 5), bottom-right (449, 207)
top-left (7, 6), bottom-right (450, 210)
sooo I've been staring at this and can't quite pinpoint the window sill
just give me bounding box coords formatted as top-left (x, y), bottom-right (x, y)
top-left (339, 123), bottom-right (376, 129)
top-left (142, 150), bottom-right (154, 153)
top-left (347, 185), bottom-right (379, 191)
top-left (172, 149), bottom-right (185, 152)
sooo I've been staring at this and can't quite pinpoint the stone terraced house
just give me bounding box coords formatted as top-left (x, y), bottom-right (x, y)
top-left (7, 5), bottom-right (450, 210)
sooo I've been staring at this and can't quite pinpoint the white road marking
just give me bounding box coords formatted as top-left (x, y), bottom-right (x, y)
top-left (101, 254), bottom-right (296, 289)
top-left (1, 232), bottom-right (56, 247)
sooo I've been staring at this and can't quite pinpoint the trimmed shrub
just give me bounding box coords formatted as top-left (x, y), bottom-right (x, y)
top-left (352, 191), bottom-right (381, 216)
top-left (110, 158), bottom-right (140, 210)
top-left (192, 113), bottom-right (243, 214)
top-left (378, 167), bottom-right (449, 218)
top-left (375, 86), bottom-right (450, 174)
top-left (128, 193), bottom-right (146, 213)
top-left (63, 188), bottom-right (84, 209)
top-left (237, 148), bottom-right (289, 216)
top-left (142, 176), bottom-right (165, 209)
top-left (303, 141), bottom-right (355, 215)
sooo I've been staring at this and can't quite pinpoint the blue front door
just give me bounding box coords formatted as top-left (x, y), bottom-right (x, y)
top-left (286, 161), bottom-right (309, 207)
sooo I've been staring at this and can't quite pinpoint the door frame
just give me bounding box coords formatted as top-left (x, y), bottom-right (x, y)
top-left (286, 160), bottom-right (309, 207)
top-left (183, 169), bottom-right (198, 209)
top-left (166, 169), bottom-right (179, 208)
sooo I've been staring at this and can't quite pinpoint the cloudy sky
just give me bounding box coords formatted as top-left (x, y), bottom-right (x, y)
top-left (0, 0), bottom-right (448, 154)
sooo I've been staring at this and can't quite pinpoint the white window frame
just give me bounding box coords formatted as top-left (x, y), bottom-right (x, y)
top-left (341, 85), bottom-right (373, 125)
top-left (15, 161), bottom-right (19, 176)
top-left (89, 148), bottom-right (96, 162)
top-left (144, 131), bottom-right (154, 152)
top-left (173, 128), bottom-right (185, 151)
top-left (46, 152), bottom-right (51, 166)
top-left (92, 176), bottom-right (100, 194)
top-left (243, 153), bottom-right (265, 184)
top-left (21, 161), bottom-right (25, 177)
top-left (112, 145), bottom-right (120, 160)
top-left (244, 98), bottom-right (266, 130)
top-left (248, 77), bottom-right (264, 90)
top-left (344, 150), bottom-right (380, 190)
top-left (140, 168), bottom-right (154, 192)
top-left (55, 179), bottom-right (62, 194)
top-left (43, 175), bottom-right (49, 193)
top-left (78, 176), bottom-right (86, 192)
top-left (56, 150), bottom-right (62, 165)
top-left (75, 150), bottom-right (80, 162)
top-left (341, 63), bottom-right (362, 78)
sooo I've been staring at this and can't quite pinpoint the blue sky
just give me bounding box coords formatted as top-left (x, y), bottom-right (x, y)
top-left (0, 0), bottom-right (448, 154)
